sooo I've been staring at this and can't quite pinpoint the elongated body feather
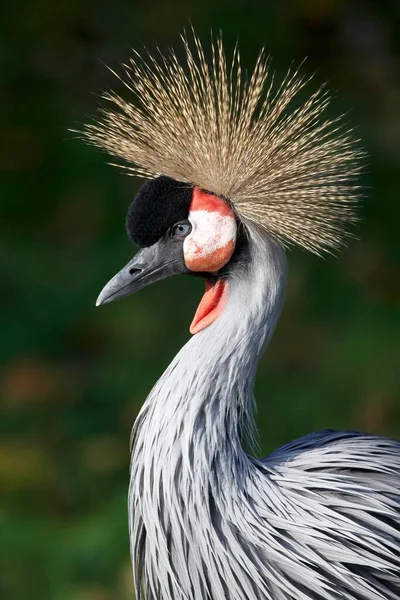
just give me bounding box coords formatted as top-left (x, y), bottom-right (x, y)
top-left (129, 231), bottom-right (400, 599)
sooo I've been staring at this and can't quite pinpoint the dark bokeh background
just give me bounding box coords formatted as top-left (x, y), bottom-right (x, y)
top-left (1, 1), bottom-right (399, 599)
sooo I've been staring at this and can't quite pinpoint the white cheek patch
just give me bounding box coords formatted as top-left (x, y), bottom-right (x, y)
top-left (184, 209), bottom-right (237, 272)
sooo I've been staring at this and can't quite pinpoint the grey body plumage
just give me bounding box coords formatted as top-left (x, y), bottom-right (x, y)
top-left (86, 32), bottom-right (400, 600)
top-left (129, 231), bottom-right (400, 599)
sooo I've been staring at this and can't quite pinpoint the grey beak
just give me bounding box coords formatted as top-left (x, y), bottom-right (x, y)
top-left (96, 240), bottom-right (187, 306)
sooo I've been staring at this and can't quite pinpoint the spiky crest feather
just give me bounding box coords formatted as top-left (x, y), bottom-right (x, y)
top-left (81, 31), bottom-right (363, 255)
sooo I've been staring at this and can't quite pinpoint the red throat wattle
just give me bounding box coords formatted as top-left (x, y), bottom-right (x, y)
top-left (190, 279), bottom-right (227, 335)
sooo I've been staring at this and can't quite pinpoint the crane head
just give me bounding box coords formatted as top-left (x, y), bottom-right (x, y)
top-left (96, 175), bottom-right (240, 334)
top-left (86, 31), bottom-right (363, 334)
top-left (81, 32), bottom-right (363, 259)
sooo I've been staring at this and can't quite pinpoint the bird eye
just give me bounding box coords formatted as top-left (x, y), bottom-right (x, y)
top-left (171, 221), bottom-right (192, 238)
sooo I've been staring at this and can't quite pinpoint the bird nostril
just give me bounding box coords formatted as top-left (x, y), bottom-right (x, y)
top-left (129, 267), bottom-right (142, 276)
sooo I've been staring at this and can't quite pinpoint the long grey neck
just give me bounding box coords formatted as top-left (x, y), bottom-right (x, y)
top-left (132, 229), bottom-right (287, 472)
top-left (130, 229), bottom-right (287, 598)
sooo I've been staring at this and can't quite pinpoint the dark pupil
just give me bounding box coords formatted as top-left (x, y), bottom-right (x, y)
top-left (172, 221), bottom-right (191, 237)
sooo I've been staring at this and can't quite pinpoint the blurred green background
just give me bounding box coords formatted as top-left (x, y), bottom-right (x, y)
top-left (1, 1), bottom-right (399, 599)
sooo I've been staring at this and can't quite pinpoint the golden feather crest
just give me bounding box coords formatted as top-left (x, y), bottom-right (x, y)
top-left (82, 31), bottom-right (364, 255)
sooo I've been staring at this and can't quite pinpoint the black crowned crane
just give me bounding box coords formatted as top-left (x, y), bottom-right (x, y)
top-left (81, 33), bottom-right (400, 600)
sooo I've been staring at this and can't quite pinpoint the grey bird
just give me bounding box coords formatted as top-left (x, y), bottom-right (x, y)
top-left (82, 32), bottom-right (400, 600)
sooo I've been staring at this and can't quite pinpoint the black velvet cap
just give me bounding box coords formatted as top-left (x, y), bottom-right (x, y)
top-left (126, 176), bottom-right (193, 247)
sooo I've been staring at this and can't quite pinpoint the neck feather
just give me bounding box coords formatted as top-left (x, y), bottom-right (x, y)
top-left (134, 229), bottom-right (286, 460)
top-left (129, 229), bottom-right (287, 597)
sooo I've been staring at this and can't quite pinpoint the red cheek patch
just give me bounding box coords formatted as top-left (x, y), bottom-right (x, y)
top-left (184, 189), bottom-right (237, 273)
top-left (190, 189), bottom-right (234, 215)
top-left (185, 239), bottom-right (235, 272)
top-left (190, 278), bottom-right (227, 334)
